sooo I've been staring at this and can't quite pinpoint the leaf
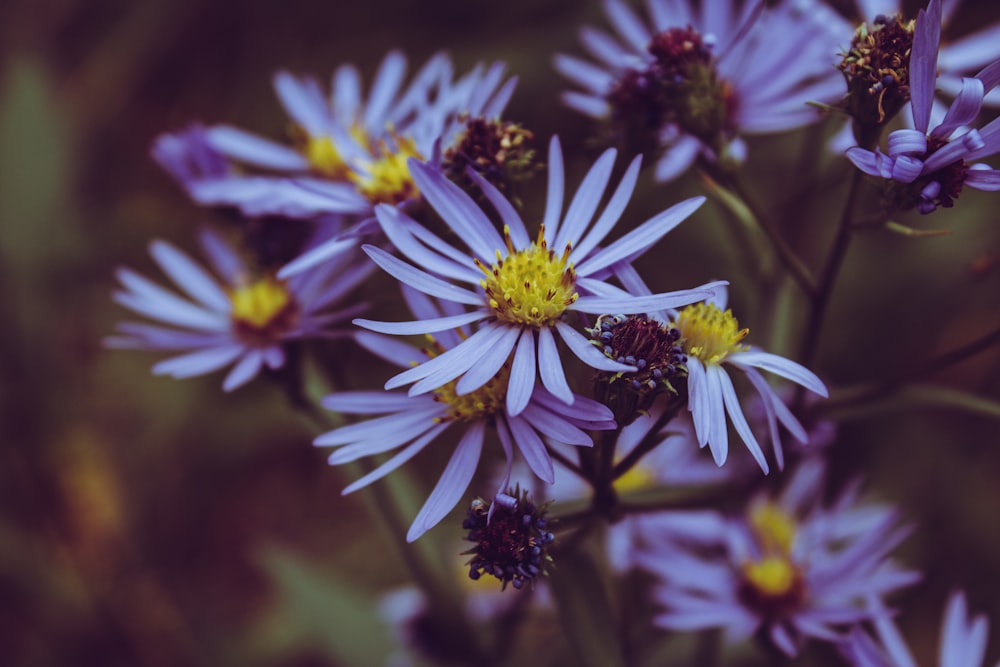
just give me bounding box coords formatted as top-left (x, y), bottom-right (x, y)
top-left (548, 542), bottom-right (626, 667)
top-left (884, 220), bottom-right (951, 237)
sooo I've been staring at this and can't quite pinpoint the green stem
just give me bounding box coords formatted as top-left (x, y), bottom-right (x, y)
top-left (701, 172), bottom-right (817, 297)
top-left (611, 399), bottom-right (684, 480)
top-left (821, 324), bottom-right (1000, 413)
top-left (799, 169), bottom-right (862, 367)
top-left (591, 428), bottom-right (621, 520)
top-left (548, 445), bottom-right (588, 481)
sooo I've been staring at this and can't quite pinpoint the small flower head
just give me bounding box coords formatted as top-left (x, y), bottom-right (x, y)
top-left (107, 227), bottom-right (372, 391)
top-left (839, 13), bottom-right (916, 141)
top-left (588, 314), bottom-right (687, 425)
top-left (556, 0), bottom-right (844, 181)
top-left (443, 117), bottom-right (539, 198)
top-left (639, 460), bottom-right (920, 657)
top-left (154, 52), bottom-right (515, 221)
top-left (462, 487), bottom-right (554, 591)
top-left (668, 293), bottom-right (827, 473)
top-left (228, 275), bottom-right (299, 344)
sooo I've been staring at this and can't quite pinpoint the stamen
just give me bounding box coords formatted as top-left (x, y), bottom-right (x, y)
top-left (229, 276), bottom-right (299, 344)
top-left (480, 234), bottom-right (577, 328)
top-left (462, 486), bottom-right (554, 591)
top-left (673, 303), bottom-right (748, 365)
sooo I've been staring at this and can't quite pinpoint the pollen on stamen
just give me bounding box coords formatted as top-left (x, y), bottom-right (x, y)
top-left (349, 132), bottom-right (424, 205)
top-left (478, 227), bottom-right (578, 328)
top-left (736, 502), bottom-right (806, 618)
top-left (229, 276), bottom-right (299, 345)
top-left (673, 302), bottom-right (749, 365)
top-left (432, 363), bottom-right (510, 422)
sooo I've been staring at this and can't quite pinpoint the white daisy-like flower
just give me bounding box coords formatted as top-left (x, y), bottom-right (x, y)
top-left (107, 226), bottom-right (373, 391)
top-left (669, 289), bottom-right (828, 474)
top-left (153, 50), bottom-right (515, 222)
top-left (353, 134), bottom-right (725, 416)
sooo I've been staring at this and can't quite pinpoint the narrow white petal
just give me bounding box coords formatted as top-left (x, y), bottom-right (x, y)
top-left (222, 348), bottom-right (264, 392)
top-left (506, 415), bottom-right (555, 483)
top-left (729, 349), bottom-right (828, 397)
top-left (406, 421), bottom-right (485, 542)
top-left (537, 326), bottom-right (574, 405)
top-left (340, 424), bottom-right (447, 495)
top-left (554, 148), bottom-right (617, 251)
top-left (555, 321), bottom-right (636, 372)
top-left (353, 310), bottom-right (488, 335)
top-left (506, 329), bottom-right (537, 417)
top-left (541, 136), bottom-right (565, 241)
top-left (149, 240), bottom-right (230, 311)
top-left (578, 196), bottom-right (705, 277)
top-left (362, 245), bottom-right (484, 306)
top-left (717, 367), bottom-right (769, 473)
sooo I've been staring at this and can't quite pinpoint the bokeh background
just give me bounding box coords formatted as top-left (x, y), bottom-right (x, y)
top-left (2, 0), bottom-right (1000, 665)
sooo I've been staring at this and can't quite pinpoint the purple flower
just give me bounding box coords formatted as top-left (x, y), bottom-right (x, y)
top-left (637, 459), bottom-right (920, 657)
top-left (555, 0), bottom-right (844, 181)
top-left (841, 0), bottom-right (1000, 109)
top-left (840, 591), bottom-right (995, 667)
top-left (106, 226), bottom-right (372, 391)
top-left (316, 288), bottom-right (616, 542)
top-left (153, 51), bottom-right (515, 220)
top-left (667, 289), bottom-right (828, 474)
top-left (846, 0), bottom-right (1000, 213)
top-left (353, 135), bottom-right (725, 416)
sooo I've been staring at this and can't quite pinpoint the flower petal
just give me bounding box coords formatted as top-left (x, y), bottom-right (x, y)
top-left (506, 415), bottom-right (555, 484)
top-left (406, 421), bottom-right (485, 542)
top-left (729, 349), bottom-right (828, 397)
top-left (353, 310), bottom-right (488, 335)
top-left (537, 326), bottom-right (574, 406)
top-left (506, 328), bottom-right (537, 417)
top-left (555, 321), bottom-right (636, 372)
top-left (408, 160), bottom-right (504, 262)
top-left (361, 245), bottom-right (484, 306)
top-left (554, 148), bottom-right (617, 251)
top-left (578, 196), bottom-right (705, 277)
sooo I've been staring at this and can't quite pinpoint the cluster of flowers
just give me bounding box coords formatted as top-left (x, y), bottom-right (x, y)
top-left (109, 0), bottom-right (1000, 662)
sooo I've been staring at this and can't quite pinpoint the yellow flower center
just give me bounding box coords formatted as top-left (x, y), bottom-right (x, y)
top-left (476, 226), bottom-right (578, 328)
top-left (673, 302), bottom-right (748, 364)
top-left (741, 556), bottom-right (801, 598)
top-left (304, 136), bottom-right (350, 178)
top-left (229, 276), bottom-right (298, 342)
top-left (348, 133), bottom-right (423, 205)
top-left (433, 364), bottom-right (510, 422)
top-left (737, 502), bottom-right (805, 613)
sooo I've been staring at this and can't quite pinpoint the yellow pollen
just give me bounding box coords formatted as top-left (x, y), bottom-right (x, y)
top-left (229, 276), bottom-right (297, 339)
top-left (349, 132), bottom-right (423, 205)
top-left (673, 302), bottom-right (748, 364)
top-left (304, 136), bottom-right (349, 178)
top-left (741, 555), bottom-right (800, 598)
top-left (477, 226), bottom-right (578, 328)
top-left (749, 502), bottom-right (797, 556)
top-left (433, 364), bottom-right (510, 422)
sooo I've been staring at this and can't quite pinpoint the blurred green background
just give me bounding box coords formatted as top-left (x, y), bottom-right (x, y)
top-left (2, 0), bottom-right (1000, 665)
